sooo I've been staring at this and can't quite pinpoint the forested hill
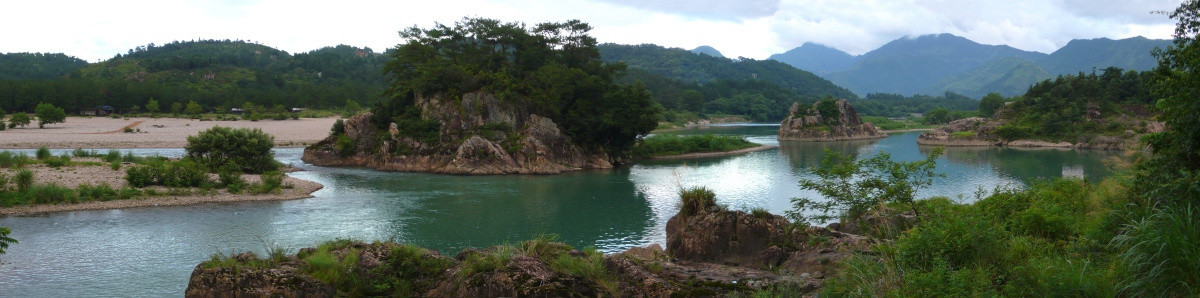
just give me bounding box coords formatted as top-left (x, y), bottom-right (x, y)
top-left (0, 40), bottom-right (387, 114)
top-left (597, 43), bottom-right (858, 122)
top-left (0, 52), bottom-right (89, 80)
top-left (598, 43), bottom-right (857, 100)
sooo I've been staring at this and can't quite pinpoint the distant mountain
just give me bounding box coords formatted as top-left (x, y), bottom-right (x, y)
top-left (767, 42), bottom-right (856, 75)
top-left (1040, 36), bottom-right (1171, 75)
top-left (825, 33), bottom-right (1046, 96)
top-left (0, 52), bottom-right (89, 80)
top-left (690, 46), bottom-right (725, 58)
top-left (598, 43), bottom-right (857, 100)
top-left (770, 34), bottom-right (1169, 98)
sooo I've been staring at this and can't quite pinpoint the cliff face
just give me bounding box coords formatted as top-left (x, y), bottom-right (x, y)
top-left (302, 92), bottom-right (612, 174)
top-left (778, 99), bottom-right (887, 141)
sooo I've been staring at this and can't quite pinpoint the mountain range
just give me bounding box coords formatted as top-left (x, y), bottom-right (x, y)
top-left (768, 34), bottom-right (1171, 98)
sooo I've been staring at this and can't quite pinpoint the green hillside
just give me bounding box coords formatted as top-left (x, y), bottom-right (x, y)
top-left (0, 40), bottom-right (386, 114)
top-left (0, 52), bottom-right (89, 80)
top-left (933, 57), bottom-right (1053, 98)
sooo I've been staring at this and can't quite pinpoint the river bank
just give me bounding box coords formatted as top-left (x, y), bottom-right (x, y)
top-left (0, 116), bottom-right (339, 149)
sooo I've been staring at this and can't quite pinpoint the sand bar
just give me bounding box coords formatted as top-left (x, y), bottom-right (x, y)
top-left (0, 116), bottom-right (339, 149)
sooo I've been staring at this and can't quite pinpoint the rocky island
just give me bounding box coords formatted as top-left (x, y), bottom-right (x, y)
top-left (303, 18), bottom-right (659, 175)
top-left (303, 92), bottom-right (615, 175)
top-left (778, 98), bottom-right (886, 141)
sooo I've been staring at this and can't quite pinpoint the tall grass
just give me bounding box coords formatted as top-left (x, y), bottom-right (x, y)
top-left (631, 134), bottom-right (757, 158)
top-left (679, 187), bottom-right (717, 217)
top-left (0, 151), bottom-right (32, 168)
top-left (1113, 205), bottom-right (1200, 296)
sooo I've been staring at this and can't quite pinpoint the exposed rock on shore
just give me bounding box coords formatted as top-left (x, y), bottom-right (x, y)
top-left (917, 116), bottom-right (1158, 150)
top-left (303, 92), bottom-right (612, 174)
top-left (778, 99), bottom-right (886, 141)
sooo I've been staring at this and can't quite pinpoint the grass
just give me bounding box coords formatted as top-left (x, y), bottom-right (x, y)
top-left (631, 134), bottom-right (757, 158)
top-left (860, 116), bottom-right (936, 131)
top-left (679, 187), bottom-right (718, 217)
top-left (0, 151), bottom-right (32, 168)
top-left (950, 131), bottom-right (976, 139)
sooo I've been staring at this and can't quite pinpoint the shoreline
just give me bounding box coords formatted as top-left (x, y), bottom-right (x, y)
top-left (645, 144), bottom-right (777, 160)
top-left (0, 176), bottom-right (324, 216)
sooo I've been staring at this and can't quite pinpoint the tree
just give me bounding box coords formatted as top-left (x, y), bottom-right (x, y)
top-left (184, 100), bottom-right (203, 115)
top-left (922, 107), bottom-right (953, 125)
top-left (171, 102), bottom-right (183, 114)
top-left (34, 103), bottom-right (66, 128)
top-left (979, 92), bottom-right (1005, 117)
top-left (185, 126), bottom-right (278, 173)
top-left (0, 226), bottom-right (15, 254)
top-left (145, 98), bottom-right (160, 113)
top-left (788, 148), bottom-right (944, 225)
top-left (8, 112), bottom-right (30, 128)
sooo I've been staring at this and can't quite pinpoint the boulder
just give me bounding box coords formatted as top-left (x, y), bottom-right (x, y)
top-left (778, 99), bottom-right (887, 141)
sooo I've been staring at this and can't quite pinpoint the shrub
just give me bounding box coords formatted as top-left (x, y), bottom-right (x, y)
top-left (14, 169), bottom-right (33, 191)
top-left (0, 226), bottom-right (15, 254)
top-left (34, 103), bottom-right (66, 128)
top-left (331, 119), bottom-right (345, 136)
top-left (260, 171), bottom-right (283, 193)
top-left (336, 134), bottom-right (357, 157)
top-left (109, 160), bottom-right (121, 171)
top-left (44, 155), bottom-right (70, 168)
top-left (35, 147), bottom-right (50, 160)
top-left (789, 148), bottom-right (944, 224)
top-left (29, 184), bottom-right (76, 204)
top-left (0, 151), bottom-right (31, 168)
top-left (77, 183), bottom-right (119, 202)
top-left (125, 160), bottom-right (210, 188)
top-left (8, 112), bottom-right (30, 128)
top-left (679, 187), bottom-right (717, 217)
top-left (185, 126), bottom-right (277, 173)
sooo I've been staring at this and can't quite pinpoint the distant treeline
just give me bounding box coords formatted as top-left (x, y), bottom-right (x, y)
top-left (0, 40), bottom-right (387, 114)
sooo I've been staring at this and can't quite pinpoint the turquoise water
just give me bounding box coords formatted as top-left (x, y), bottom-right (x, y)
top-left (0, 126), bottom-right (1119, 296)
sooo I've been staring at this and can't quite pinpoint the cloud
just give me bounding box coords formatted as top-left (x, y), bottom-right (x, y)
top-left (594, 0), bottom-right (780, 20)
top-left (0, 0), bottom-right (1181, 61)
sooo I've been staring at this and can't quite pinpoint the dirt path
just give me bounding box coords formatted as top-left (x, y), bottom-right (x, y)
top-left (87, 120), bottom-right (144, 134)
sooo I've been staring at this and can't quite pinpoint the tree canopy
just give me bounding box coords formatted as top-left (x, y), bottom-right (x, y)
top-left (33, 103), bottom-right (65, 128)
top-left (374, 18), bottom-right (660, 154)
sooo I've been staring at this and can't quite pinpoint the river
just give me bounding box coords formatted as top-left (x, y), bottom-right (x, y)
top-left (0, 125), bottom-right (1120, 296)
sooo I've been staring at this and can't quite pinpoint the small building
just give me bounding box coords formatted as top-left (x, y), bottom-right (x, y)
top-left (289, 107), bottom-right (306, 113)
top-left (80, 106), bottom-right (115, 116)
top-left (230, 108), bottom-right (245, 114)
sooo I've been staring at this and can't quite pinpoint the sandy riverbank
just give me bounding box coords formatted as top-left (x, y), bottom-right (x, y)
top-left (0, 116), bottom-right (339, 149)
top-left (0, 160), bottom-right (323, 216)
top-left (647, 144), bottom-right (778, 160)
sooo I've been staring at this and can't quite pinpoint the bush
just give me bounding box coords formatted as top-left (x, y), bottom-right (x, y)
top-left (330, 119), bottom-right (345, 136)
top-left (679, 187), bottom-right (717, 217)
top-left (0, 226), bottom-right (15, 254)
top-left (789, 148), bottom-right (944, 224)
top-left (8, 112), bottom-right (30, 128)
top-left (336, 134), bottom-right (357, 157)
top-left (14, 169), bottom-right (33, 191)
top-left (125, 160), bottom-right (210, 188)
top-left (35, 147), bottom-right (50, 160)
top-left (34, 103), bottom-right (66, 128)
top-left (259, 171), bottom-right (284, 193)
top-left (185, 126), bottom-right (278, 173)
top-left (0, 151), bottom-right (31, 168)
top-left (44, 155), bottom-right (70, 168)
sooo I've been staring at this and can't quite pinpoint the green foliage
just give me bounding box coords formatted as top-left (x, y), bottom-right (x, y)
top-left (0, 151), bottom-right (32, 168)
top-left (8, 112), bottom-right (30, 128)
top-left (852, 91), bottom-right (980, 117)
top-left (330, 119), bottom-right (345, 136)
top-left (33, 103), bottom-right (66, 128)
top-left (789, 148), bottom-right (944, 224)
top-left (35, 147), bottom-right (50, 160)
top-left (14, 169), bottom-right (33, 191)
top-left (43, 155), bottom-right (70, 168)
top-left (145, 98), bottom-right (160, 113)
top-left (124, 160), bottom-right (210, 188)
top-left (922, 107), bottom-right (953, 125)
top-left (822, 179), bottom-right (1122, 297)
top-left (679, 187), bottom-right (717, 217)
top-left (996, 67), bottom-right (1155, 141)
top-left (335, 134), bottom-right (357, 158)
top-left (814, 97), bottom-right (840, 123)
top-left (185, 126), bottom-right (277, 173)
top-left (0, 226), bottom-right (15, 254)
top-left (978, 92), bottom-right (1005, 117)
top-left (184, 100), bottom-right (203, 115)
top-left (630, 134), bottom-right (757, 158)
top-left (0, 52), bottom-right (88, 80)
top-left (374, 17), bottom-right (659, 155)
top-left (949, 131), bottom-right (975, 139)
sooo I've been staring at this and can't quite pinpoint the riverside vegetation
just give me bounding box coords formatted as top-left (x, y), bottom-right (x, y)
top-left (630, 134), bottom-right (757, 158)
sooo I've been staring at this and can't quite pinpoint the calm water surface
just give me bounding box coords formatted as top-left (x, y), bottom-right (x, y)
top-left (0, 125), bottom-right (1119, 296)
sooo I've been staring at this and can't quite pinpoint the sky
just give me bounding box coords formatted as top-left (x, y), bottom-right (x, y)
top-left (0, 0), bottom-right (1182, 62)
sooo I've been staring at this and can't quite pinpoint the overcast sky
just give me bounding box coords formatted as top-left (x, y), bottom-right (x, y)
top-left (0, 0), bottom-right (1181, 62)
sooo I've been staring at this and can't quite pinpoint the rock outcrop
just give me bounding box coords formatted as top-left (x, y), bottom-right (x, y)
top-left (778, 99), bottom-right (886, 141)
top-left (303, 92), bottom-right (612, 174)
